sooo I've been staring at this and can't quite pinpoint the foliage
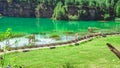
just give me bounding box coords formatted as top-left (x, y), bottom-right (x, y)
top-left (0, 28), bottom-right (12, 68)
top-left (50, 34), bottom-right (60, 40)
top-left (7, 0), bottom-right (13, 3)
top-left (116, 0), bottom-right (120, 17)
top-left (0, 0), bottom-right (120, 20)
top-left (52, 2), bottom-right (67, 20)
top-left (68, 15), bottom-right (79, 20)
top-left (4, 28), bottom-right (12, 38)
top-left (0, 14), bottom-right (2, 17)
top-left (0, 28), bottom-right (23, 68)
top-left (35, 4), bottom-right (42, 17)
top-left (115, 17), bottom-right (120, 21)
top-left (104, 14), bottom-right (110, 20)
top-left (0, 29), bottom-right (25, 41)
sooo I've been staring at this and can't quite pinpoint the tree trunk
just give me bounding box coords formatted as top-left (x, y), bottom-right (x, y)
top-left (106, 43), bottom-right (120, 59)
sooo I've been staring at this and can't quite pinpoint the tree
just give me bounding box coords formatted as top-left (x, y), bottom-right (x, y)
top-left (116, 0), bottom-right (120, 17)
top-left (52, 2), bottom-right (67, 20)
top-left (7, 0), bottom-right (13, 3)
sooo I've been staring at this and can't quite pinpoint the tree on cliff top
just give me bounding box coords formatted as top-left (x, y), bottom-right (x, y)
top-left (52, 2), bottom-right (67, 20)
top-left (116, 0), bottom-right (120, 17)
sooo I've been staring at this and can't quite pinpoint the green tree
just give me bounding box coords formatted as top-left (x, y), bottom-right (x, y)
top-left (52, 2), bottom-right (67, 20)
top-left (116, 0), bottom-right (120, 17)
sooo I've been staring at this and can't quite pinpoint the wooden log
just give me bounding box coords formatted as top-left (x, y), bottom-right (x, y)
top-left (49, 46), bottom-right (56, 49)
top-left (75, 43), bottom-right (79, 46)
top-left (102, 34), bottom-right (107, 37)
top-left (22, 50), bottom-right (30, 52)
top-left (106, 43), bottom-right (120, 59)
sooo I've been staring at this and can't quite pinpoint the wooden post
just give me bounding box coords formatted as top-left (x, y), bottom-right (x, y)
top-left (75, 33), bottom-right (79, 41)
top-left (75, 33), bottom-right (79, 46)
top-left (29, 34), bottom-right (35, 44)
top-left (88, 27), bottom-right (94, 33)
top-left (106, 43), bottom-right (120, 59)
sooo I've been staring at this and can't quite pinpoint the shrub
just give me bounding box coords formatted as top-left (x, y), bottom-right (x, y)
top-left (0, 29), bottom-right (25, 42)
top-left (0, 14), bottom-right (2, 17)
top-left (68, 15), bottom-right (79, 20)
top-left (52, 2), bottom-right (68, 20)
top-left (104, 14), bottom-right (110, 20)
top-left (50, 34), bottom-right (60, 40)
top-left (116, 0), bottom-right (120, 17)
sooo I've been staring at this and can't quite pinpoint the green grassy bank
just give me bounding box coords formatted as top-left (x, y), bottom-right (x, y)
top-left (1, 35), bottom-right (120, 68)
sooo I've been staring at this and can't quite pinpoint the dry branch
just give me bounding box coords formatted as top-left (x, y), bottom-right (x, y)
top-left (106, 43), bottom-right (120, 59)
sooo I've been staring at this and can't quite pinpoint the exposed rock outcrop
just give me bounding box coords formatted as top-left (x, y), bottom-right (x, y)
top-left (0, 0), bottom-right (116, 20)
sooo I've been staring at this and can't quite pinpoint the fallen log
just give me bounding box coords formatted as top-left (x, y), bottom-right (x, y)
top-left (106, 43), bottom-right (120, 59)
top-left (49, 46), bottom-right (56, 49)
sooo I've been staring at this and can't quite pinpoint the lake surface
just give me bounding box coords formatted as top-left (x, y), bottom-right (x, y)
top-left (0, 17), bottom-right (120, 47)
top-left (0, 17), bottom-right (120, 34)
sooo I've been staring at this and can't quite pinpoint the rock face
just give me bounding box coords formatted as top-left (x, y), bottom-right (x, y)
top-left (0, 0), bottom-right (55, 18)
top-left (35, 4), bottom-right (54, 18)
top-left (67, 5), bottom-right (98, 20)
top-left (0, 0), bottom-right (36, 17)
top-left (0, 0), bottom-right (7, 14)
top-left (67, 5), bottom-right (79, 16)
top-left (0, 0), bottom-right (116, 20)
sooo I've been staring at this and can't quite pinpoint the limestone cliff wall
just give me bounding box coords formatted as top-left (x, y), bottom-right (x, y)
top-left (0, 0), bottom-right (115, 20)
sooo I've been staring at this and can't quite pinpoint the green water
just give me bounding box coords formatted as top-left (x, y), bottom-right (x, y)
top-left (0, 17), bottom-right (120, 34)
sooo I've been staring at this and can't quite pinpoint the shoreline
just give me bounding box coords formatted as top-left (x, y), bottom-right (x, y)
top-left (0, 32), bottom-right (120, 55)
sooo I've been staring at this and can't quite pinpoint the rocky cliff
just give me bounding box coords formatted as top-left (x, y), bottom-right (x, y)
top-left (0, 0), bottom-right (117, 20)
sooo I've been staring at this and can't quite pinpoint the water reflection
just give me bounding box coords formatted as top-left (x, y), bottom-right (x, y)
top-left (0, 17), bottom-right (120, 34)
top-left (0, 17), bottom-right (120, 48)
top-left (0, 34), bottom-right (76, 48)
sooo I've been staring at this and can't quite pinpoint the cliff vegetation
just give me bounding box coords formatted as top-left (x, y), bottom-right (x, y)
top-left (0, 0), bottom-right (120, 20)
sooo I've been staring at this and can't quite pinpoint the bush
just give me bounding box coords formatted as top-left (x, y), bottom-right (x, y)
top-left (116, 0), bottom-right (120, 17)
top-left (52, 2), bottom-right (68, 20)
top-left (68, 15), bottom-right (79, 20)
top-left (115, 17), bottom-right (120, 21)
top-left (64, 31), bottom-right (74, 35)
top-left (104, 14), bottom-right (110, 20)
top-left (0, 28), bottom-right (25, 41)
top-left (0, 14), bottom-right (2, 17)
top-left (50, 34), bottom-right (60, 40)
top-left (116, 6), bottom-right (120, 17)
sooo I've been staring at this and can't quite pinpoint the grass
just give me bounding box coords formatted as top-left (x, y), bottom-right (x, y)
top-left (49, 34), bottom-right (60, 40)
top-left (0, 32), bottom-right (25, 41)
top-left (1, 35), bottom-right (120, 68)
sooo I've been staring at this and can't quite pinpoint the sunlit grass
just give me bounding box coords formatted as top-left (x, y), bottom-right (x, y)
top-left (1, 35), bottom-right (120, 68)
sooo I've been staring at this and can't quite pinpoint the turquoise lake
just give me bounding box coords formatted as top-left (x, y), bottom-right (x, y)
top-left (0, 17), bottom-right (120, 34)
